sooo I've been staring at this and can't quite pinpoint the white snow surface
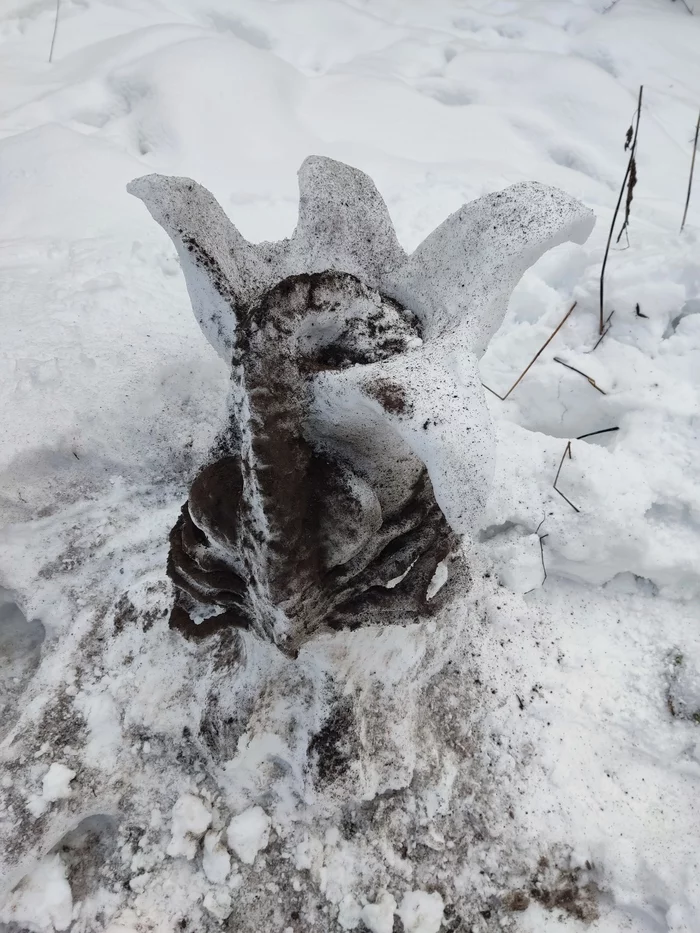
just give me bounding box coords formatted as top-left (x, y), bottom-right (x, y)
top-left (1, 1), bottom-right (700, 932)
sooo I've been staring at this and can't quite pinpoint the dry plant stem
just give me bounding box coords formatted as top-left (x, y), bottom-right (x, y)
top-left (552, 429), bottom-right (618, 514)
top-left (539, 535), bottom-right (548, 585)
top-left (600, 85), bottom-right (643, 334)
top-left (680, 110), bottom-right (700, 233)
top-left (535, 517), bottom-right (548, 585)
top-left (590, 327), bottom-right (610, 352)
top-left (576, 426), bottom-right (619, 440)
top-left (615, 154), bottom-right (638, 245)
top-left (49, 0), bottom-right (60, 63)
top-left (553, 441), bottom-right (580, 513)
top-left (553, 357), bottom-right (607, 394)
top-left (482, 301), bottom-right (577, 401)
top-left (586, 310), bottom-right (615, 353)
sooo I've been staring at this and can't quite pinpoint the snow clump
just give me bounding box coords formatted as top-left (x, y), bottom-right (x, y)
top-left (226, 806), bottom-right (271, 865)
top-left (361, 891), bottom-right (398, 933)
top-left (166, 793), bottom-right (212, 859)
top-left (397, 890), bottom-right (445, 933)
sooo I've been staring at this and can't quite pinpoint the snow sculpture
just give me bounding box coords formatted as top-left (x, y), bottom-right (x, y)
top-left (128, 158), bottom-right (594, 650)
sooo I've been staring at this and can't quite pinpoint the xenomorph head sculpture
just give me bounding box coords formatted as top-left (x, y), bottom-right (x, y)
top-left (128, 158), bottom-right (594, 651)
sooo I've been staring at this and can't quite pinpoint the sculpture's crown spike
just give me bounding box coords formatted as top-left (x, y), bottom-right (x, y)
top-left (383, 180), bottom-right (595, 357)
top-left (292, 155), bottom-right (406, 287)
top-left (127, 173), bottom-right (273, 359)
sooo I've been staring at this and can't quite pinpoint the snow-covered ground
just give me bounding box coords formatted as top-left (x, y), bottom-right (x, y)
top-left (1, 0), bottom-right (700, 931)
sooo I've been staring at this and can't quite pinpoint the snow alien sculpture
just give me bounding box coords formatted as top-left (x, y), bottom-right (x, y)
top-left (128, 158), bottom-right (594, 652)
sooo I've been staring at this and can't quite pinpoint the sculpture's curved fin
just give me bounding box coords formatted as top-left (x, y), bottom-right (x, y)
top-left (128, 174), bottom-right (275, 360)
top-left (383, 181), bottom-right (595, 357)
top-left (291, 156), bottom-right (406, 287)
top-left (311, 347), bottom-right (494, 538)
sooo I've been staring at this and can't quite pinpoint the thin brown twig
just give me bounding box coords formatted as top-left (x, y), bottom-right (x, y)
top-left (600, 85), bottom-right (643, 334)
top-left (482, 301), bottom-right (577, 401)
top-left (680, 109), bottom-right (700, 233)
top-left (615, 152), bottom-right (637, 245)
top-left (551, 430), bottom-right (619, 515)
top-left (535, 516), bottom-right (548, 585)
top-left (553, 441), bottom-right (580, 513)
top-left (538, 534), bottom-right (548, 585)
top-left (553, 357), bottom-right (607, 394)
top-left (49, 0), bottom-right (60, 63)
top-left (576, 426), bottom-right (619, 440)
top-left (589, 326), bottom-right (610, 352)
top-left (613, 228), bottom-right (630, 251)
top-left (585, 310), bottom-right (614, 353)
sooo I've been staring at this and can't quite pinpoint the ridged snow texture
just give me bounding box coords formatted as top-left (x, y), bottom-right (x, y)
top-left (128, 157), bottom-right (594, 648)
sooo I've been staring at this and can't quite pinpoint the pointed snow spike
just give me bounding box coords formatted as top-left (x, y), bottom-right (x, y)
top-left (383, 181), bottom-right (595, 358)
top-left (127, 174), bottom-right (275, 360)
top-left (311, 347), bottom-right (494, 538)
top-left (292, 155), bottom-right (406, 286)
